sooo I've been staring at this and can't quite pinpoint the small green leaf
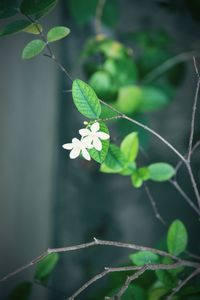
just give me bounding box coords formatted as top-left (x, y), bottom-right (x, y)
top-left (47, 26), bottom-right (70, 42)
top-left (72, 79), bottom-right (101, 119)
top-left (155, 269), bottom-right (177, 288)
top-left (148, 288), bottom-right (169, 300)
top-left (122, 285), bottom-right (146, 300)
top-left (129, 251), bottom-right (159, 266)
top-left (148, 162), bottom-right (175, 182)
top-left (22, 39), bottom-right (46, 59)
top-left (131, 171), bottom-right (143, 188)
top-left (0, 20), bottom-right (32, 37)
top-left (138, 167), bottom-right (150, 181)
top-left (0, 1), bottom-right (18, 19)
top-left (116, 86), bottom-right (141, 114)
top-left (120, 132), bottom-right (139, 162)
top-left (119, 162), bottom-right (136, 176)
top-left (10, 282), bottom-right (32, 300)
top-left (22, 23), bottom-right (43, 35)
top-left (167, 220), bottom-right (188, 256)
top-left (34, 253), bottom-right (59, 284)
top-left (89, 122), bottom-right (110, 163)
top-left (101, 144), bottom-right (128, 172)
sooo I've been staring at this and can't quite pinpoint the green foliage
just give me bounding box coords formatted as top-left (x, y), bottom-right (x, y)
top-left (148, 163), bottom-right (175, 182)
top-left (22, 23), bottom-right (43, 35)
top-left (129, 251), bottom-right (159, 266)
top-left (0, 0), bottom-right (18, 19)
top-left (34, 253), bottom-right (59, 285)
top-left (20, 0), bottom-right (58, 17)
top-left (9, 282), bottom-right (32, 300)
top-left (116, 86), bottom-right (141, 114)
top-left (47, 26), bottom-right (70, 42)
top-left (138, 86), bottom-right (169, 112)
top-left (167, 220), bottom-right (188, 256)
top-left (122, 284), bottom-right (146, 300)
top-left (72, 79), bottom-right (101, 119)
top-left (100, 144), bottom-right (128, 173)
top-left (120, 132), bottom-right (139, 162)
top-left (131, 171), bottom-right (144, 188)
top-left (148, 287), bottom-right (169, 300)
top-left (89, 122), bottom-right (110, 163)
top-left (0, 20), bottom-right (32, 37)
top-left (22, 39), bottom-right (46, 59)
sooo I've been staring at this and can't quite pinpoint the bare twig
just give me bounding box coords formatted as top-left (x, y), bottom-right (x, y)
top-left (187, 57), bottom-right (200, 163)
top-left (94, 0), bottom-right (107, 35)
top-left (144, 184), bottom-right (167, 226)
top-left (185, 250), bottom-right (200, 261)
top-left (142, 51), bottom-right (200, 84)
top-left (166, 268), bottom-right (200, 300)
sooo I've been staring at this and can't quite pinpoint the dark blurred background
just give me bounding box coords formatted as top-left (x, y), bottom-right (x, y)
top-left (0, 0), bottom-right (200, 299)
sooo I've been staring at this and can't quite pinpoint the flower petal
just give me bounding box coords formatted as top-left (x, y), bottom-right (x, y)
top-left (82, 136), bottom-right (93, 148)
top-left (62, 143), bottom-right (74, 150)
top-left (79, 128), bottom-right (91, 137)
top-left (93, 137), bottom-right (102, 151)
top-left (91, 122), bottom-right (100, 133)
top-left (69, 147), bottom-right (80, 159)
top-left (96, 131), bottom-right (110, 140)
top-left (72, 138), bottom-right (81, 146)
top-left (82, 148), bottom-right (91, 161)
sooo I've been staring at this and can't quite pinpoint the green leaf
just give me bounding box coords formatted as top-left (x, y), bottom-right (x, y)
top-left (148, 288), bottom-right (169, 300)
top-left (0, 0), bottom-right (18, 19)
top-left (148, 163), bottom-right (175, 182)
top-left (10, 282), bottom-right (32, 300)
top-left (22, 39), bottom-right (46, 59)
top-left (120, 132), bottom-right (139, 162)
top-left (47, 26), bottom-right (70, 42)
top-left (167, 220), bottom-right (188, 256)
top-left (72, 79), bottom-right (101, 119)
top-left (101, 144), bottom-right (128, 172)
top-left (22, 23), bottom-right (43, 35)
top-left (20, 0), bottom-right (57, 16)
top-left (34, 253), bottom-right (59, 284)
top-left (138, 86), bottom-right (169, 112)
top-left (68, 0), bottom-right (98, 26)
top-left (129, 251), bottom-right (159, 266)
top-left (89, 122), bottom-right (110, 163)
top-left (122, 284), bottom-right (146, 300)
top-left (119, 162), bottom-right (136, 176)
top-left (116, 86), bottom-right (141, 114)
top-left (0, 20), bottom-right (32, 37)
top-left (155, 269), bottom-right (177, 288)
top-left (131, 171), bottom-right (143, 188)
top-left (138, 167), bottom-right (150, 180)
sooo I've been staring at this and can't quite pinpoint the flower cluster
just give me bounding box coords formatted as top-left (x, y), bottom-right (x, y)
top-left (62, 122), bottom-right (110, 161)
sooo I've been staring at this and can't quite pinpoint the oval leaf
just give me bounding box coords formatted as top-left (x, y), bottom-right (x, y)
top-left (120, 132), bottom-right (139, 162)
top-left (34, 253), bottom-right (59, 284)
top-left (148, 162), bottom-right (175, 182)
top-left (23, 23), bottom-right (43, 35)
top-left (22, 39), bottom-right (46, 60)
top-left (89, 122), bottom-right (109, 163)
top-left (101, 143), bottom-right (128, 172)
top-left (47, 26), bottom-right (70, 42)
top-left (0, 20), bottom-right (32, 37)
top-left (167, 220), bottom-right (188, 256)
top-left (72, 79), bottom-right (101, 119)
top-left (129, 251), bottom-right (159, 266)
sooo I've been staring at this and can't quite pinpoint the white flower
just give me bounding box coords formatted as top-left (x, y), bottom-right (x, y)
top-left (62, 138), bottom-right (92, 161)
top-left (79, 122), bottom-right (110, 151)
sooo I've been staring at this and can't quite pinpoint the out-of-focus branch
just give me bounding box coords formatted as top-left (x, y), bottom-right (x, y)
top-left (94, 0), bottom-right (107, 35)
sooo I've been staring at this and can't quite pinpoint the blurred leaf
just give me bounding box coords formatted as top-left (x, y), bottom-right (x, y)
top-left (100, 144), bottom-right (128, 172)
top-left (0, 0), bottom-right (18, 19)
top-left (131, 171), bottom-right (143, 188)
top-left (22, 23), bottom-right (43, 35)
top-left (122, 284), bottom-right (146, 300)
top-left (104, 57), bottom-right (138, 87)
top-left (68, 0), bottom-right (98, 25)
top-left (20, 0), bottom-right (57, 16)
top-left (102, 0), bottom-right (118, 27)
top-left (148, 163), bottom-right (175, 182)
top-left (89, 70), bottom-right (117, 101)
top-left (167, 220), bottom-right (188, 256)
top-left (22, 39), bottom-right (46, 59)
top-left (72, 79), bottom-right (101, 119)
top-left (138, 86), bottom-right (169, 112)
top-left (34, 253), bottom-right (59, 284)
top-left (47, 26), bottom-right (70, 42)
top-left (155, 269), bottom-right (177, 288)
top-left (10, 282), bottom-right (32, 300)
top-left (129, 251), bottom-right (159, 266)
top-left (0, 20), bottom-right (32, 37)
top-left (89, 122), bottom-right (110, 163)
top-left (119, 162), bottom-right (136, 176)
top-left (120, 132), bottom-right (139, 162)
top-left (116, 86), bottom-right (141, 114)
top-left (138, 167), bottom-right (150, 180)
top-left (148, 287), bottom-right (169, 300)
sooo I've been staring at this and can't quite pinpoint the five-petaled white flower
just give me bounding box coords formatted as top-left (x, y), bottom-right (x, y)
top-left (62, 138), bottom-right (92, 161)
top-left (79, 122), bottom-right (110, 151)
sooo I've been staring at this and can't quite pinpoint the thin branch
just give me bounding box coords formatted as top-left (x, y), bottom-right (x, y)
top-left (142, 51), bottom-right (200, 84)
top-left (144, 184), bottom-right (167, 226)
top-left (94, 0), bottom-right (107, 35)
top-left (170, 180), bottom-right (200, 217)
top-left (185, 250), bottom-right (200, 261)
top-left (187, 57), bottom-right (200, 163)
top-left (166, 268), bottom-right (200, 300)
